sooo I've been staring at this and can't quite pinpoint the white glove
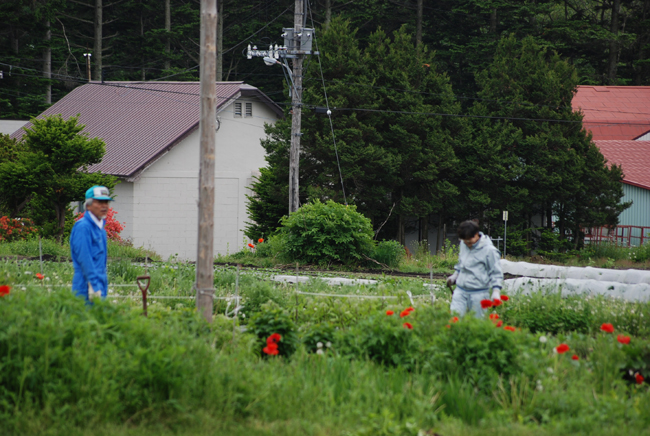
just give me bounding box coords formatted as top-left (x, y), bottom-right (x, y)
top-left (491, 288), bottom-right (501, 301)
top-left (446, 272), bottom-right (458, 289)
top-left (88, 283), bottom-right (102, 301)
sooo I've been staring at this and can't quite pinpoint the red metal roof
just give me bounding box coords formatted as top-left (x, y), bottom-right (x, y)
top-left (595, 140), bottom-right (650, 190)
top-left (573, 86), bottom-right (650, 140)
top-left (11, 82), bottom-right (282, 178)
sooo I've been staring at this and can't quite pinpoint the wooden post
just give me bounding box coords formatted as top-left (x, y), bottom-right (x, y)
top-left (289, 0), bottom-right (304, 213)
top-left (195, 0), bottom-right (218, 323)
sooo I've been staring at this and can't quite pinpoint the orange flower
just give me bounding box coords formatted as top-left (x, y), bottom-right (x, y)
top-left (616, 335), bottom-right (630, 345)
top-left (258, 238), bottom-right (264, 243)
top-left (267, 333), bottom-right (282, 344)
top-left (263, 343), bottom-right (279, 355)
top-left (0, 285), bottom-right (10, 297)
top-left (403, 322), bottom-right (413, 330)
top-left (450, 316), bottom-right (459, 323)
top-left (504, 325), bottom-right (515, 332)
top-left (36, 273), bottom-right (44, 280)
top-left (636, 373), bottom-right (644, 384)
top-left (480, 299), bottom-right (493, 309)
top-left (555, 343), bottom-right (570, 354)
top-left (386, 310), bottom-right (394, 316)
top-left (495, 320), bottom-right (503, 327)
top-left (445, 324), bottom-right (451, 328)
top-left (400, 307), bottom-right (414, 318)
top-left (572, 354), bottom-right (579, 360)
top-left (601, 323), bottom-right (614, 333)
top-left (489, 313), bottom-right (499, 320)
top-left (248, 243), bottom-right (255, 248)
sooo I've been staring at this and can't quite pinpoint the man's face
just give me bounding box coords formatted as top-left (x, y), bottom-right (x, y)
top-left (462, 233), bottom-right (480, 249)
top-left (88, 200), bottom-right (109, 219)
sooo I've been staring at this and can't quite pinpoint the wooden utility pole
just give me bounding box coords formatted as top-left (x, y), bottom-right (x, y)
top-left (196, 0), bottom-right (217, 323)
top-left (83, 53), bottom-right (92, 82)
top-left (93, 0), bottom-right (102, 81)
top-left (43, 20), bottom-right (52, 104)
top-left (289, 0), bottom-right (304, 213)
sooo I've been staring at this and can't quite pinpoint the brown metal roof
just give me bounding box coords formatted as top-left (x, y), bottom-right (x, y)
top-left (11, 81), bottom-right (282, 178)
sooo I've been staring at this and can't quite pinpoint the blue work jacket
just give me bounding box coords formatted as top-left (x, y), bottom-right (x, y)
top-left (70, 212), bottom-right (108, 301)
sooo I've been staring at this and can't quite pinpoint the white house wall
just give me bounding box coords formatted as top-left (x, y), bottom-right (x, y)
top-left (111, 181), bottom-right (134, 241)
top-left (127, 97), bottom-right (277, 260)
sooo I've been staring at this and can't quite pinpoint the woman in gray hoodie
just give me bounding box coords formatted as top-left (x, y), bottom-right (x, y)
top-left (446, 220), bottom-right (504, 318)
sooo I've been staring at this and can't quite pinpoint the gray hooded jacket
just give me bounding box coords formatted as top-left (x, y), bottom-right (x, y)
top-left (454, 232), bottom-right (504, 291)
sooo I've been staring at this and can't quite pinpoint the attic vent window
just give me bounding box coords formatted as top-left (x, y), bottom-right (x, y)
top-left (245, 102), bottom-right (253, 117)
top-left (234, 102), bottom-right (242, 117)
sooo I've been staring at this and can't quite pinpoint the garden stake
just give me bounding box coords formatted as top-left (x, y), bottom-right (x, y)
top-left (39, 236), bottom-right (44, 277)
top-left (136, 275), bottom-right (151, 317)
top-left (233, 264), bottom-right (241, 341)
top-left (295, 262), bottom-right (299, 321)
top-left (429, 263), bottom-right (433, 288)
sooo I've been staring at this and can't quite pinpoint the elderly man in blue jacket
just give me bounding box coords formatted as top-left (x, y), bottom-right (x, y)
top-left (70, 185), bottom-right (113, 302)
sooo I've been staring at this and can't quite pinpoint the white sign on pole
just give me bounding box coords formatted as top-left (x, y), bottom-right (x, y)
top-left (503, 211), bottom-right (509, 221)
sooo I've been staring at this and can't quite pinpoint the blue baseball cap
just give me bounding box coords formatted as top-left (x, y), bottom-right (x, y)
top-left (85, 185), bottom-right (113, 201)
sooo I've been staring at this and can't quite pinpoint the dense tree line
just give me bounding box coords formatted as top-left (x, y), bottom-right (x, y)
top-left (1, 0), bottom-right (649, 117)
top-left (246, 21), bottom-right (629, 250)
top-left (1, 0), bottom-right (640, 249)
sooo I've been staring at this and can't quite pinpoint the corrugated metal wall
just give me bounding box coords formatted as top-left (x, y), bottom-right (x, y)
top-left (619, 183), bottom-right (650, 227)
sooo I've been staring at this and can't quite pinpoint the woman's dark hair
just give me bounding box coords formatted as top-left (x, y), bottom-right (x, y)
top-left (457, 220), bottom-right (479, 239)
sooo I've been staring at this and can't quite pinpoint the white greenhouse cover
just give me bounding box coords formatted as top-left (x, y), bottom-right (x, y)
top-left (501, 260), bottom-right (650, 302)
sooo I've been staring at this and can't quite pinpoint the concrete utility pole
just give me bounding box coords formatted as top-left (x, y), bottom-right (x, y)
top-left (246, 0), bottom-right (315, 215)
top-left (195, 0), bottom-right (217, 323)
top-left (289, 0), bottom-right (304, 213)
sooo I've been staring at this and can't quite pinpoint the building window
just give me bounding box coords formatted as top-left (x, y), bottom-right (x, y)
top-left (234, 102), bottom-right (242, 117)
top-left (245, 102), bottom-right (252, 117)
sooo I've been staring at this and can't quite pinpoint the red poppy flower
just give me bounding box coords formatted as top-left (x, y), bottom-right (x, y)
top-left (600, 323), bottom-right (615, 333)
top-left (400, 310), bottom-right (411, 318)
top-left (571, 354), bottom-right (579, 360)
top-left (386, 310), bottom-right (394, 316)
top-left (450, 316), bottom-right (459, 323)
top-left (492, 298), bottom-right (502, 307)
top-left (555, 343), bottom-right (570, 354)
top-left (267, 333), bottom-right (282, 344)
top-left (480, 299), bottom-right (493, 309)
top-left (0, 285), bottom-right (10, 297)
top-left (258, 238), bottom-right (264, 243)
top-left (36, 273), bottom-right (44, 280)
top-left (248, 243), bottom-right (255, 248)
top-left (489, 313), bottom-right (500, 320)
top-left (636, 373), bottom-right (644, 384)
top-left (500, 295), bottom-right (509, 301)
top-left (616, 335), bottom-right (630, 345)
top-left (405, 307), bottom-right (415, 313)
top-left (504, 326), bottom-right (516, 332)
top-left (403, 322), bottom-right (413, 330)
top-left (263, 343), bottom-right (279, 355)
top-left (445, 324), bottom-right (451, 328)
top-left (495, 320), bottom-right (503, 327)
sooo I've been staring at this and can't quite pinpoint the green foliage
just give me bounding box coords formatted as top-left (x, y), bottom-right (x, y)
top-left (370, 240), bottom-right (404, 268)
top-left (337, 312), bottom-right (418, 368)
top-left (427, 316), bottom-right (548, 389)
top-left (299, 323), bottom-right (336, 354)
top-left (0, 290), bottom-right (220, 428)
top-left (279, 199), bottom-right (374, 266)
top-left (247, 302), bottom-right (299, 358)
top-left (0, 115), bottom-right (117, 239)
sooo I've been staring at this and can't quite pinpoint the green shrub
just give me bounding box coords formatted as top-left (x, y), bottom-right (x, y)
top-left (337, 312), bottom-right (419, 368)
top-left (279, 200), bottom-right (374, 266)
top-left (370, 240), bottom-right (404, 268)
top-left (631, 242), bottom-right (650, 263)
top-left (426, 316), bottom-right (546, 389)
top-left (247, 301), bottom-right (299, 357)
top-left (0, 289), bottom-right (220, 428)
top-left (500, 291), bottom-right (593, 335)
top-left (300, 322), bottom-right (336, 354)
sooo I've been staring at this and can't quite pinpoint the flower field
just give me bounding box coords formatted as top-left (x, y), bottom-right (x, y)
top-left (1, 258), bottom-right (650, 436)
